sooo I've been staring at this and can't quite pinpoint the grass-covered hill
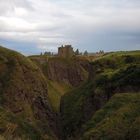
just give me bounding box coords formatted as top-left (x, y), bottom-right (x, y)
top-left (0, 46), bottom-right (140, 140)
top-left (0, 46), bottom-right (58, 140)
top-left (60, 50), bottom-right (140, 140)
top-left (82, 93), bottom-right (140, 140)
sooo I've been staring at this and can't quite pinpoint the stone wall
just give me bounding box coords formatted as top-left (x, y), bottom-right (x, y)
top-left (58, 45), bottom-right (74, 58)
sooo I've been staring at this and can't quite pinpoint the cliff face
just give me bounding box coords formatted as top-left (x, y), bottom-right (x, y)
top-left (0, 46), bottom-right (58, 140)
top-left (46, 58), bottom-right (90, 87)
top-left (60, 51), bottom-right (140, 140)
top-left (30, 56), bottom-right (91, 112)
top-left (30, 56), bottom-right (90, 87)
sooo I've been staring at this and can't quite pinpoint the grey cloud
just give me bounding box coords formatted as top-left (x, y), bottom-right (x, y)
top-left (0, 0), bottom-right (33, 16)
top-left (0, 0), bottom-right (140, 54)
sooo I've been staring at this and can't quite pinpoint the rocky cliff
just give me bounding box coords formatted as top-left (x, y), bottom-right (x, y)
top-left (0, 46), bottom-right (58, 140)
top-left (30, 56), bottom-right (90, 87)
top-left (30, 56), bottom-right (91, 112)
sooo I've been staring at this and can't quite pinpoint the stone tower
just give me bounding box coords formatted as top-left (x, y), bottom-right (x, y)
top-left (58, 45), bottom-right (74, 58)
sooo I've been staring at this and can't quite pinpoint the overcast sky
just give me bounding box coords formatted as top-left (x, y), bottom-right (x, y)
top-left (0, 0), bottom-right (140, 55)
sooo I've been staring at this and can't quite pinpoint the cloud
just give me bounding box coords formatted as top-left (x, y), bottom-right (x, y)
top-left (0, 0), bottom-right (140, 54)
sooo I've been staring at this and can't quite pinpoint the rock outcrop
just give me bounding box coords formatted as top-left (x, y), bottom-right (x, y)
top-left (46, 58), bottom-right (90, 87)
top-left (30, 56), bottom-right (90, 87)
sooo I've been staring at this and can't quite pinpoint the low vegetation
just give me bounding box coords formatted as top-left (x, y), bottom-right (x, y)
top-left (60, 50), bottom-right (140, 140)
top-left (0, 107), bottom-right (42, 140)
top-left (0, 46), bottom-right (58, 140)
top-left (82, 93), bottom-right (140, 140)
top-left (0, 46), bottom-right (140, 140)
top-left (47, 80), bottom-right (72, 112)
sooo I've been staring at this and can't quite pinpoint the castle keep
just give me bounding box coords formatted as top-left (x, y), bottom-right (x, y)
top-left (58, 45), bottom-right (74, 58)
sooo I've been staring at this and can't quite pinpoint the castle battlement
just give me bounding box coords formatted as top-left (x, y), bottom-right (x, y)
top-left (58, 45), bottom-right (74, 58)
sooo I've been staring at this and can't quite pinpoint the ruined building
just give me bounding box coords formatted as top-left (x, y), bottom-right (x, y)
top-left (58, 45), bottom-right (74, 58)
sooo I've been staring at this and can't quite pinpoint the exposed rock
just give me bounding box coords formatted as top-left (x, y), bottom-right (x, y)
top-left (30, 56), bottom-right (91, 87)
top-left (0, 46), bottom-right (58, 140)
top-left (46, 58), bottom-right (90, 87)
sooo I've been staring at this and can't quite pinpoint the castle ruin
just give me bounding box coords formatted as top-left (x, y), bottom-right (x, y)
top-left (58, 45), bottom-right (74, 58)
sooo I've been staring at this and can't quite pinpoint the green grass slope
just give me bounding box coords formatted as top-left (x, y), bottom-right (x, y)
top-left (60, 50), bottom-right (140, 140)
top-left (47, 80), bottom-right (71, 112)
top-left (82, 93), bottom-right (140, 140)
top-left (0, 46), bottom-right (58, 140)
top-left (0, 107), bottom-right (42, 140)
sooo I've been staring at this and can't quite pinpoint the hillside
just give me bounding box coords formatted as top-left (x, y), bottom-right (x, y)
top-left (82, 93), bottom-right (140, 140)
top-left (60, 50), bottom-right (140, 140)
top-left (30, 55), bottom-right (90, 112)
top-left (0, 46), bottom-right (58, 140)
top-left (0, 46), bottom-right (140, 140)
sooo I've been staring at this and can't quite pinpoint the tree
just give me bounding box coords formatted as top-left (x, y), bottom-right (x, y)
top-left (75, 49), bottom-right (79, 55)
top-left (99, 50), bottom-right (104, 54)
top-left (84, 50), bottom-right (88, 56)
top-left (44, 51), bottom-right (51, 56)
